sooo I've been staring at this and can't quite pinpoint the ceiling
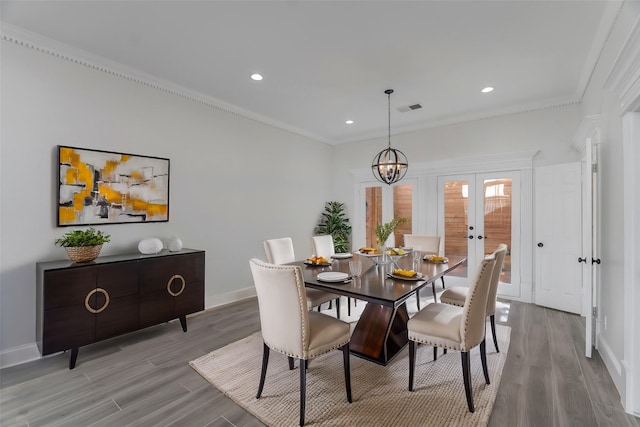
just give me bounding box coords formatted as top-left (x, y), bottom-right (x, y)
top-left (0, 1), bottom-right (615, 144)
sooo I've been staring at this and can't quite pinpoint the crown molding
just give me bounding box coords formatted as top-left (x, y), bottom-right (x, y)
top-left (604, 14), bottom-right (640, 113)
top-left (575, 1), bottom-right (624, 100)
top-left (334, 97), bottom-right (580, 145)
top-left (0, 23), bottom-right (330, 144)
top-left (572, 115), bottom-right (602, 155)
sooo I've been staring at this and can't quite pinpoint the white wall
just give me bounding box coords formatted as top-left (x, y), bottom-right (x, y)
top-left (331, 104), bottom-right (583, 223)
top-left (0, 40), bottom-right (333, 358)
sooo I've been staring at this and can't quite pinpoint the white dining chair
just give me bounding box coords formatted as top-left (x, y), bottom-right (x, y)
top-left (404, 234), bottom-right (443, 310)
top-left (440, 243), bottom-right (508, 352)
top-left (407, 255), bottom-right (496, 413)
top-left (263, 237), bottom-right (341, 318)
top-left (249, 258), bottom-right (352, 426)
top-left (311, 234), bottom-right (356, 316)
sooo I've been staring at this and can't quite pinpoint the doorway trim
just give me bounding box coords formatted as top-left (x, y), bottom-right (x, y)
top-left (603, 13), bottom-right (640, 415)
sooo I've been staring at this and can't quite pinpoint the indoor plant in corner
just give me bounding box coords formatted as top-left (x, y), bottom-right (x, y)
top-left (55, 227), bottom-right (111, 262)
top-left (315, 201), bottom-right (352, 253)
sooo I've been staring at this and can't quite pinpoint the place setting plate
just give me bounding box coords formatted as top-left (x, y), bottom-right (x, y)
top-left (387, 271), bottom-right (424, 281)
top-left (304, 261), bottom-right (332, 266)
top-left (317, 272), bottom-right (351, 283)
top-left (357, 251), bottom-right (383, 257)
top-left (423, 255), bottom-right (449, 264)
top-left (331, 253), bottom-right (353, 259)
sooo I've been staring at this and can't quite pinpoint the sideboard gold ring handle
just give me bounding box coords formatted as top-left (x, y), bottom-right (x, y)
top-left (84, 288), bottom-right (109, 314)
top-left (167, 274), bottom-right (186, 297)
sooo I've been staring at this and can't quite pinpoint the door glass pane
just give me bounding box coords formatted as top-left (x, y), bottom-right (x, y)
top-left (443, 180), bottom-right (469, 278)
top-left (393, 185), bottom-right (412, 247)
top-left (483, 178), bottom-right (512, 284)
top-left (365, 186), bottom-right (382, 247)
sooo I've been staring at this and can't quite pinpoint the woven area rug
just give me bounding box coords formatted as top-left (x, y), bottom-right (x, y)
top-left (190, 323), bottom-right (510, 426)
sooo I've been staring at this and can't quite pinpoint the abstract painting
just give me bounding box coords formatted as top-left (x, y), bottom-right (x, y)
top-left (57, 146), bottom-right (170, 226)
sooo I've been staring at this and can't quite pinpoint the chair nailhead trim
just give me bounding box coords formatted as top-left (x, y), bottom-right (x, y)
top-left (461, 260), bottom-right (491, 339)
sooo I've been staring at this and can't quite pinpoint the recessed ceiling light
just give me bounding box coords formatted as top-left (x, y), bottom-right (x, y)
top-left (251, 73), bottom-right (263, 81)
top-left (345, 120), bottom-right (354, 125)
top-left (481, 87), bottom-right (494, 93)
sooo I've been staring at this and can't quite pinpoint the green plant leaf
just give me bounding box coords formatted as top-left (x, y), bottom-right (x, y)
top-left (314, 201), bottom-right (352, 253)
top-left (55, 227), bottom-right (111, 247)
top-left (375, 217), bottom-right (407, 247)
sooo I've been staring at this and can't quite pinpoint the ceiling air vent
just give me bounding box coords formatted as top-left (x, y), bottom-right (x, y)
top-left (397, 104), bottom-right (422, 113)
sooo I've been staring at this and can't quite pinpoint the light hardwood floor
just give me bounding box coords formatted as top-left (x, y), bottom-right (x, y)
top-left (1, 298), bottom-right (638, 427)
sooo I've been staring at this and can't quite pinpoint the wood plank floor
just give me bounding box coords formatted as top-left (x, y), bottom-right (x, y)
top-left (1, 298), bottom-right (638, 426)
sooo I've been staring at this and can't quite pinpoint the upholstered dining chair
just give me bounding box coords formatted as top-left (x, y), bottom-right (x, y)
top-left (407, 256), bottom-right (496, 413)
top-left (440, 243), bottom-right (507, 353)
top-left (311, 234), bottom-right (356, 316)
top-left (249, 258), bottom-right (352, 426)
top-left (404, 234), bottom-right (443, 310)
top-left (263, 237), bottom-right (341, 318)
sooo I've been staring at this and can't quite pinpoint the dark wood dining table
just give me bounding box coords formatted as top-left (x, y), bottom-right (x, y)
top-left (289, 253), bottom-right (466, 365)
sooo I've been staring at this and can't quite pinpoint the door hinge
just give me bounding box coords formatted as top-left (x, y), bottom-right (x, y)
top-left (592, 307), bottom-right (598, 319)
top-left (592, 163), bottom-right (598, 173)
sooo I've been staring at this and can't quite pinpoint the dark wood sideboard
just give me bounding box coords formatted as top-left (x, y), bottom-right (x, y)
top-left (36, 249), bottom-right (205, 369)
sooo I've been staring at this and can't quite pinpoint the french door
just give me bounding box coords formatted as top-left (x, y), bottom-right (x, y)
top-left (359, 179), bottom-right (417, 249)
top-left (437, 172), bottom-right (521, 297)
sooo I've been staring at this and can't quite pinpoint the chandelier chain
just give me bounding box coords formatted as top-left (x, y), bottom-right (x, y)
top-left (388, 90), bottom-right (391, 148)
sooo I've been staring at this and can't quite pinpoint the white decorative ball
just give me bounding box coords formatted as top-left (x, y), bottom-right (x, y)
top-left (138, 238), bottom-right (163, 254)
top-left (168, 236), bottom-right (183, 252)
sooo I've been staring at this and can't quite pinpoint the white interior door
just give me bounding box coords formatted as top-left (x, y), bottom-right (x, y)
top-left (583, 137), bottom-right (600, 357)
top-left (437, 172), bottom-right (521, 297)
top-left (535, 163), bottom-right (583, 314)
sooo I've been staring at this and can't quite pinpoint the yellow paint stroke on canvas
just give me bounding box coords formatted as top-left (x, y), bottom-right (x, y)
top-left (98, 183), bottom-right (167, 219)
top-left (65, 168), bottom-right (77, 184)
top-left (59, 147), bottom-right (77, 165)
top-left (99, 185), bottom-right (123, 204)
top-left (129, 199), bottom-right (168, 218)
top-left (102, 159), bottom-right (120, 180)
top-left (130, 170), bottom-right (143, 182)
top-left (146, 203), bottom-right (168, 218)
top-left (59, 207), bottom-right (76, 224)
top-left (61, 148), bottom-right (94, 216)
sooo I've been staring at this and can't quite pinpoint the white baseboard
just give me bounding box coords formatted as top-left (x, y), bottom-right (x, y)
top-left (1, 287), bottom-right (257, 369)
top-left (597, 334), bottom-right (626, 405)
top-left (205, 286), bottom-right (256, 309)
top-left (0, 343), bottom-right (41, 369)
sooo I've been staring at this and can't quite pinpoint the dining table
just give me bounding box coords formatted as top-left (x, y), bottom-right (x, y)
top-left (289, 252), bottom-right (467, 365)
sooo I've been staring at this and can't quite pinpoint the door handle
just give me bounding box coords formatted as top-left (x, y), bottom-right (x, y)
top-left (537, 242), bottom-right (543, 247)
top-left (468, 235), bottom-right (474, 239)
top-left (592, 258), bottom-right (601, 265)
top-left (478, 235), bottom-right (486, 240)
top-left (578, 257), bottom-right (587, 263)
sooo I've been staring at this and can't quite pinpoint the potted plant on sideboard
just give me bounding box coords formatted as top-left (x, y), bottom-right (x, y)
top-left (55, 227), bottom-right (111, 262)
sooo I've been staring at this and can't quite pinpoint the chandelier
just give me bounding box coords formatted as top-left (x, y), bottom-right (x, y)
top-left (371, 89), bottom-right (408, 185)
